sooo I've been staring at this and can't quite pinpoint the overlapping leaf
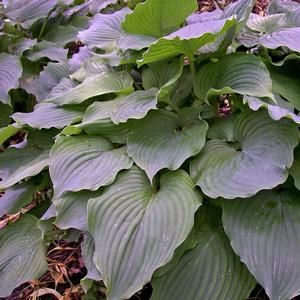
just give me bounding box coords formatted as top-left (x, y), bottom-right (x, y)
top-left (0, 214), bottom-right (48, 297)
top-left (81, 232), bottom-right (102, 282)
top-left (49, 135), bottom-right (132, 197)
top-left (122, 0), bottom-right (198, 38)
top-left (13, 103), bottom-right (85, 129)
top-left (20, 62), bottom-right (69, 102)
top-left (194, 53), bottom-right (274, 101)
top-left (190, 110), bottom-right (299, 199)
top-left (0, 53), bottom-right (22, 104)
top-left (128, 108), bottom-right (208, 181)
top-left (48, 71), bottom-right (133, 105)
top-left (152, 206), bottom-right (256, 300)
top-left (3, 0), bottom-right (57, 29)
top-left (244, 95), bottom-right (300, 124)
top-left (223, 190), bottom-right (300, 300)
top-left (138, 18), bottom-right (235, 66)
top-left (78, 8), bottom-right (131, 50)
top-left (0, 179), bottom-right (38, 217)
top-left (53, 190), bottom-right (102, 231)
top-left (0, 130), bottom-right (55, 189)
top-left (88, 167), bottom-right (201, 300)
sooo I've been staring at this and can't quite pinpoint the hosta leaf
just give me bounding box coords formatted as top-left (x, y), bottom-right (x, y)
top-left (259, 28), bottom-right (300, 53)
top-left (111, 89), bottom-right (158, 124)
top-left (266, 61), bottom-right (300, 111)
top-left (247, 13), bottom-right (287, 33)
top-left (8, 37), bottom-right (37, 57)
top-left (26, 41), bottom-right (68, 62)
top-left (0, 53), bottom-right (22, 104)
top-left (141, 58), bottom-right (184, 103)
top-left (190, 110), bottom-right (299, 199)
top-left (0, 130), bottom-right (55, 189)
top-left (207, 114), bottom-right (236, 142)
top-left (78, 8), bottom-right (131, 50)
top-left (152, 206), bottom-right (256, 300)
top-left (117, 33), bottom-right (157, 51)
top-left (43, 25), bottom-right (80, 45)
top-left (78, 116), bottom-right (134, 144)
top-left (289, 147), bottom-right (300, 191)
top-left (20, 62), bottom-right (69, 102)
top-left (187, 9), bottom-right (223, 24)
top-left (81, 232), bottom-right (102, 282)
top-left (88, 167), bottom-right (201, 300)
top-left (0, 180), bottom-right (37, 217)
top-left (0, 214), bottom-right (48, 297)
top-left (194, 53), bottom-right (274, 101)
top-left (0, 103), bottom-right (13, 127)
top-left (69, 46), bottom-right (92, 73)
top-left (3, 0), bottom-right (57, 29)
top-left (13, 103), bottom-right (85, 129)
top-left (268, 0), bottom-right (300, 14)
top-left (244, 95), bottom-right (300, 124)
top-left (49, 71), bottom-right (133, 105)
top-left (223, 190), bottom-right (300, 300)
top-left (122, 0), bottom-right (197, 38)
top-left (88, 0), bottom-right (118, 14)
top-left (81, 88), bottom-right (157, 125)
top-left (70, 56), bottom-right (110, 82)
top-left (138, 18), bottom-right (235, 66)
top-left (48, 78), bottom-right (77, 98)
top-left (53, 190), bottom-right (102, 231)
top-left (128, 109), bottom-right (208, 181)
top-left (49, 135), bottom-right (132, 197)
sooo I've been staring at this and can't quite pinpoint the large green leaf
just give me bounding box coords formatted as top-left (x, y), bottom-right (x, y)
top-left (77, 90), bottom-right (156, 143)
top-left (81, 88), bottom-right (157, 125)
top-left (88, 0), bottom-right (118, 14)
top-left (12, 103), bottom-right (85, 129)
top-left (289, 147), bottom-right (300, 191)
top-left (138, 18), bottom-right (235, 66)
top-left (20, 62), bottom-right (69, 102)
top-left (141, 58), bottom-right (185, 104)
top-left (244, 94), bottom-right (300, 124)
top-left (0, 53), bottom-right (22, 104)
top-left (194, 53), bottom-right (274, 101)
top-left (0, 179), bottom-right (37, 217)
top-left (266, 60), bottom-right (300, 111)
top-left (190, 110), bottom-right (299, 199)
top-left (258, 28), bottom-right (300, 53)
top-left (78, 8), bottom-right (131, 50)
top-left (3, 0), bottom-right (57, 29)
top-left (268, 0), bottom-right (300, 14)
top-left (0, 214), bottom-right (48, 297)
top-left (0, 130), bottom-right (55, 189)
top-left (152, 206), bottom-right (256, 300)
top-left (53, 190), bottom-right (102, 231)
top-left (122, 0), bottom-right (197, 38)
top-left (78, 118), bottom-right (133, 144)
top-left (0, 103), bottom-right (13, 127)
top-left (246, 13), bottom-right (287, 33)
top-left (49, 135), bottom-right (132, 197)
top-left (128, 109), bottom-right (208, 181)
top-left (81, 232), bottom-right (102, 282)
top-left (26, 41), bottom-right (68, 62)
top-left (88, 167), bottom-right (201, 300)
top-left (48, 71), bottom-right (133, 105)
top-left (223, 189), bottom-right (300, 300)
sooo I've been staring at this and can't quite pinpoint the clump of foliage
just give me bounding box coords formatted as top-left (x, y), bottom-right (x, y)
top-left (1, 0), bottom-right (300, 299)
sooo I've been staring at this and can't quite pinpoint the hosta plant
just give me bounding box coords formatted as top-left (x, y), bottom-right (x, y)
top-left (1, 0), bottom-right (300, 299)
